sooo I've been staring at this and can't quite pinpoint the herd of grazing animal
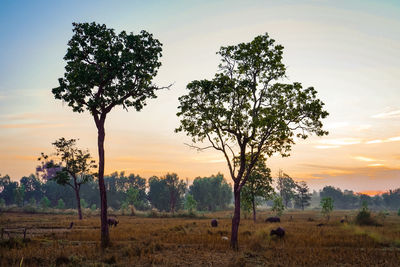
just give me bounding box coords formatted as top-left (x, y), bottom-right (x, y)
top-left (65, 215), bottom-right (346, 242)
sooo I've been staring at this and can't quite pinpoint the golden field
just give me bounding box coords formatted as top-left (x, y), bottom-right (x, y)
top-left (1, 210), bottom-right (399, 266)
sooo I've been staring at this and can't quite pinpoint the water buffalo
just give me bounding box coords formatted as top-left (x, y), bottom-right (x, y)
top-left (107, 217), bottom-right (119, 227)
top-left (265, 217), bottom-right (281, 223)
top-left (211, 219), bottom-right (218, 227)
top-left (270, 227), bottom-right (285, 238)
top-left (68, 222), bottom-right (74, 229)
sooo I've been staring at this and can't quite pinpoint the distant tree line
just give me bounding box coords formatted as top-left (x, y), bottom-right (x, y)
top-left (1, 172), bottom-right (399, 213)
top-left (0, 172), bottom-right (233, 212)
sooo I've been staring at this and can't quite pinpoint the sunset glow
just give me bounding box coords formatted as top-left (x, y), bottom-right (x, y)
top-left (0, 0), bottom-right (399, 193)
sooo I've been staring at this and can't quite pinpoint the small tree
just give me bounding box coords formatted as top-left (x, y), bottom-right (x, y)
top-left (272, 195), bottom-right (285, 217)
top-left (81, 199), bottom-right (88, 209)
top-left (277, 171), bottom-right (297, 208)
top-left (37, 138), bottom-right (96, 220)
top-left (13, 184), bottom-right (25, 207)
top-left (57, 199), bottom-right (66, 209)
top-left (176, 33), bottom-right (328, 249)
top-left (28, 197), bottom-right (36, 207)
top-left (52, 22), bottom-right (166, 247)
top-left (320, 197), bottom-right (334, 221)
top-left (184, 194), bottom-right (197, 213)
top-left (240, 155), bottom-right (274, 222)
top-left (294, 181), bottom-right (312, 210)
top-left (40, 196), bottom-right (50, 209)
top-left (164, 173), bottom-right (186, 214)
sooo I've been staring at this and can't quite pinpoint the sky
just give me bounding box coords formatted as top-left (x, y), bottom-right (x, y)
top-left (0, 0), bottom-right (399, 193)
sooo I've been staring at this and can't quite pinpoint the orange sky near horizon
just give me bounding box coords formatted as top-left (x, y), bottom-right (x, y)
top-left (0, 1), bottom-right (399, 192)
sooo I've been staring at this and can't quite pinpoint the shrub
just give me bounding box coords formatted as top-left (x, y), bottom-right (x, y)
top-left (56, 199), bottom-right (65, 210)
top-left (355, 201), bottom-right (378, 226)
top-left (272, 196), bottom-right (284, 217)
top-left (90, 204), bottom-right (97, 211)
top-left (398, 208), bottom-right (400, 216)
top-left (40, 196), bottom-right (50, 209)
top-left (320, 197), bottom-right (334, 221)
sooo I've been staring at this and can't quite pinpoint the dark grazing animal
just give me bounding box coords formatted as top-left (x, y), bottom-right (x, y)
top-left (270, 227), bottom-right (285, 238)
top-left (265, 217), bottom-right (280, 223)
top-left (107, 217), bottom-right (119, 227)
top-left (317, 223), bottom-right (324, 227)
top-left (68, 222), bottom-right (74, 229)
top-left (211, 219), bottom-right (218, 227)
top-left (340, 219), bottom-right (346, 223)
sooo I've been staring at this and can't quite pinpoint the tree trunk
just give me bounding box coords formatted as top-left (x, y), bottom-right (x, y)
top-left (74, 187), bottom-right (83, 220)
top-left (252, 196), bottom-right (256, 223)
top-left (230, 184), bottom-right (241, 250)
top-left (97, 121), bottom-right (109, 248)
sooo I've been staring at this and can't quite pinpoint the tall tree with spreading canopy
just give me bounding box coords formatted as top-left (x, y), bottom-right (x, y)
top-left (52, 22), bottom-right (165, 247)
top-left (294, 181), bottom-right (311, 210)
top-left (37, 138), bottom-right (96, 220)
top-left (176, 33), bottom-right (328, 249)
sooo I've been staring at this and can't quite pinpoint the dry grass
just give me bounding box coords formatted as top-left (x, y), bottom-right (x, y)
top-left (1, 210), bottom-right (399, 266)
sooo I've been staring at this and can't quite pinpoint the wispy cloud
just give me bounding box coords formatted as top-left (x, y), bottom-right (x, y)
top-left (354, 156), bottom-right (375, 162)
top-left (366, 136), bottom-right (400, 144)
top-left (371, 109), bottom-right (400, 119)
top-left (325, 122), bottom-right (349, 130)
top-left (315, 138), bottom-right (362, 149)
top-left (368, 163), bottom-right (384, 167)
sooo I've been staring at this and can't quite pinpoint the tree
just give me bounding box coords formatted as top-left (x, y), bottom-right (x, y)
top-left (294, 181), bottom-right (311, 210)
top-left (271, 195), bottom-right (285, 217)
top-left (37, 138), bottom-right (96, 220)
top-left (184, 194), bottom-right (197, 212)
top-left (52, 22), bottom-right (165, 247)
top-left (57, 199), bottom-right (66, 209)
top-left (148, 176), bottom-right (170, 211)
top-left (40, 196), bottom-right (50, 209)
top-left (13, 184), bottom-right (25, 207)
top-left (189, 174), bottom-right (232, 211)
top-left (176, 33), bottom-right (328, 249)
top-left (320, 197), bottom-right (334, 221)
top-left (164, 173), bottom-right (186, 214)
top-left (240, 155), bottom-right (274, 222)
top-left (0, 175), bottom-right (18, 205)
top-left (276, 171), bottom-right (297, 208)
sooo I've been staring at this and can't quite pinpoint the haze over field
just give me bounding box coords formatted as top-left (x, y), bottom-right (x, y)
top-left (0, 0), bottom-right (399, 193)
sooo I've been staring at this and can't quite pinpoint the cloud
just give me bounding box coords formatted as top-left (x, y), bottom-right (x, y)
top-left (325, 122), bottom-right (349, 130)
top-left (371, 109), bottom-right (400, 119)
top-left (354, 156), bottom-right (375, 162)
top-left (316, 138), bottom-right (362, 148)
top-left (366, 136), bottom-right (400, 144)
top-left (368, 163), bottom-right (384, 167)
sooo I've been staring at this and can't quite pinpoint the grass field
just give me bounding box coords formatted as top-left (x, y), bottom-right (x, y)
top-left (1, 210), bottom-right (399, 266)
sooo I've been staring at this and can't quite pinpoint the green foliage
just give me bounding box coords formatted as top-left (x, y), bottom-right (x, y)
top-left (184, 194), bottom-right (197, 212)
top-left (52, 22), bottom-right (164, 115)
top-left (277, 171), bottom-right (296, 208)
top-left (294, 181), bottom-right (312, 210)
top-left (57, 199), bottom-right (65, 209)
top-left (148, 174), bottom-right (186, 212)
top-left (272, 195), bottom-right (285, 217)
top-left (81, 199), bottom-right (88, 209)
top-left (0, 198), bottom-right (5, 207)
top-left (125, 187), bottom-right (144, 209)
top-left (240, 155), bottom-right (274, 217)
top-left (355, 201), bottom-right (377, 226)
top-left (320, 197), bottom-right (334, 220)
top-left (176, 33), bottom-right (328, 190)
top-left (40, 196), bottom-right (50, 209)
top-left (189, 173), bottom-right (232, 211)
top-left (398, 208), bottom-right (400, 216)
top-left (91, 204), bottom-right (97, 211)
top-left (13, 185), bottom-right (25, 207)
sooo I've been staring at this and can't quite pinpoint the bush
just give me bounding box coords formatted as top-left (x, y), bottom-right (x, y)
top-left (398, 208), bottom-right (400, 216)
top-left (57, 199), bottom-right (65, 210)
top-left (355, 201), bottom-right (378, 226)
top-left (90, 204), bottom-right (96, 211)
top-left (40, 196), bottom-right (50, 209)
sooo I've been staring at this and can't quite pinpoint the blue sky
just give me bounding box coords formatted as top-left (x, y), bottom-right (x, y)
top-left (1, 0), bottom-right (400, 192)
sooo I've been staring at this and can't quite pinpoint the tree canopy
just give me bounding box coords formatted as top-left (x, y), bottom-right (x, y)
top-left (176, 33), bottom-right (329, 249)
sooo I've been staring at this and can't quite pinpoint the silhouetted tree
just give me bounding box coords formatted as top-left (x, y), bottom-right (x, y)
top-left (177, 33), bottom-right (328, 249)
top-left (37, 138), bottom-right (96, 219)
top-left (277, 171), bottom-right (296, 208)
top-left (52, 22), bottom-right (165, 247)
top-left (294, 181), bottom-right (311, 210)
